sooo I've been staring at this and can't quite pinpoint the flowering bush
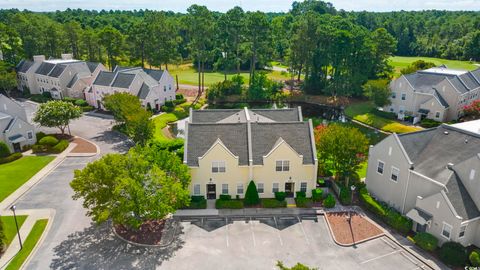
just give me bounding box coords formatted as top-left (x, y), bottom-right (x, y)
top-left (463, 100), bottom-right (480, 120)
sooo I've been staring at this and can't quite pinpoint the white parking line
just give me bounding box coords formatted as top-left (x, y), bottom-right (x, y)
top-left (250, 218), bottom-right (256, 247)
top-left (225, 218), bottom-right (230, 248)
top-left (360, 250), bottom-right (400, 264)
top-left (273, 217), bottom-right (284, 246)
top-left (297, 217), bottom-right (310, 245)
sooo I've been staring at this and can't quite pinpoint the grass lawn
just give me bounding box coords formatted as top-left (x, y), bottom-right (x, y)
top-left (357, 161), bottom-right (368, 179)
top-left (0, 156), bottom-right (55, 203)
top-left (345, 102), bottom-right (421, 134)
top-left (5, 219), bottom-right (48, 270)
top-left (169, 64), bottom-right (291, 86)
top-left (389, 56), bottom-right (478, 77)
top-left (152, 113), bottom-right (179, 142)
top-left (1, 215), bottom-right (28, 246)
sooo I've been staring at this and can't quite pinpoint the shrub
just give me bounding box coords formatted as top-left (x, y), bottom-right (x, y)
top-left (0, 217), bottom-right (5, 253)
top-left (36, 131), bottom-right (47, 141)
top-left (469, 249), bottom-right (480, 267)
top-left (161, 105), bottom-right (174, 112)
top-left (52, 140), bottom-right (69, 153)
top-left (372, 109), bottom-right (396, 120)
top-left (244, 180), bottom-right (260, 206)
top-left (63, 97), bottom-right (76, 103)
top-left (295, 197), bottom-right (313, 208)
top-left (164, 101), bottom-right (175, 108)
top-left (185, 196), bottom-right (207, 209)
top-left (261, 198), bottom-right (287, 208)
top-left (173, 98), bottom-right (187, 105)
top-left (438, 241), bottom-right (467, 267)
top-left (0, 152), bottom-right (22, 164)
top-left (384, 207), bottom-right (412, 234)
top-left (312, 188), bottom-right (323, 202)
top-left (0, 141), bottom-right (11, 158)
top-left (413, 232), bottom-right (438, 252)
top-left (81, 105), bottom-right (94, 112)
top-left (275, 192), bottom-right (286, 201)
top-left (176, 94), bottom-right (184, 100)
top-left (339, 185), bottom-right (352, 205)
top-left (75, 99), bottom-right (88, 107)
top-left (359, 188), bottom-right (386, 216)
top-left (215, 199), bottom-right (244, 209)
top-left (31, 144), bottom-right (45, 153)
top-left (191, 195), bottom-right (205, 202)
top-left (420, 118), bottom-right (442, 128)
top-left (22, 144), bottom-right (32, 151)
top-left (42, 91), bottom-right (52, 99)
top-left (323, 194), bottom-right (336, 208)
top-left (30, 94), bottom-right (51, 103)
top-left (39, 136), bottom-right (59, 147)
top-left (219, 194), bottom-right (231, 200)
top-left (296, 191), bottom-right (306, 198)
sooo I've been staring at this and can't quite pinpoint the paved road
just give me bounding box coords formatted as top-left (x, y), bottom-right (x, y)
top-left (15, 100), bottom-right (131, 269)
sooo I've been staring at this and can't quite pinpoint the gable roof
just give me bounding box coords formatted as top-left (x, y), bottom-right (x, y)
top-left (137, 83), bottom-right (150, 99)
top-left (86, 62), bottom-right (99, 73)
top-left (49, 64), bottom-right (66, 78)
top-left (144, 69), bottom-right (164, 81)
top-left (16, 60), bottom-right (34, 73)
top-left (35, 62), bottom-right (56, 75)
top-left (443, 171), bottom-right (480, 220)
top-left (66, 74), bottom-right (80, 88)
top-left (111, 73), bottom-right (136, 88)
top-left (93, 71), bottom-right (116, 86)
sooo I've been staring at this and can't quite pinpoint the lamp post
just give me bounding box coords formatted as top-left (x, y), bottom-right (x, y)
top-left (10, 205), bottom-right (23, 250)
top-left (350, 185), bottom-right (356, 205)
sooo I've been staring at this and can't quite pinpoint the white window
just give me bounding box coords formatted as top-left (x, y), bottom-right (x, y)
top-left (272, 183), bottom-right (279, 193)
top-left (257, 183), bottom-right (264, 194)
top-left (193, 184), bottom-right (201, 195)
top-left (391, 167), bottom-right (399, 182)
top-left (27, 131), bottom-right (33, 140)
top-left (459, 224), bottom-right (467, 238)
top-left (377, 160), bottom-right (384, 175)
top-left (237, 183), bottom-right (244, 195)
top-left (391, 92), bottom-right (396, 99)
top-left (275, 160), bottom-right (290, 172)
top-left (169, 84), bottom-right (172, 90)
top-left (435, 112), bottom-right (440, 118)
top-left (470, 169), bottom-right (475, 180)
top-left (222, 184), bottom-right (228, 195)
top-left (212, 161), bottom-right (226, 173)
top-left (401, 93), bottom-right (406, 100)
top-left (442, 223), bottom-right (452, 239)
top-left (300, 182), bottom-right (307, 193)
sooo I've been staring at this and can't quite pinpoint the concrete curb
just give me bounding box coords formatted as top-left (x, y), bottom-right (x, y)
top-left (66, 136), bottom-right (100, 157)
top-left (111, 217), bottom-right (178, 248)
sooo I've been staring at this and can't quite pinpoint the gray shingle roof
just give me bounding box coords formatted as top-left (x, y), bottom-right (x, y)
top-left (111, 73), bottom-right (136, 88)
top-left (250, 122), bottom-right (314, 165)
top-left (49, 64), bottom-right (66, 77)
top-left (137, 83), bottom-right (150, 99)
top-left (192, 109), bottom-right (243, 123)
top-left (187, 123), bottom-right (249, 166)
top-left (471, 68), bottom-right (480, 83)
top-left (93, 71), bottom-right (116, 86)
top-left (144, 69), bottom-right (164, 81)
top-left (444, 172), bottom-right (480, 220)
top-left (459, 72), bottom-right (480, 90)
top-left (66, 74), bottom-right (79, 88)
top-left (251, 109), bottom-right (300, 122)
top-left (405, 72), bottom-right (451, 90)
top-left (86, 62), bottom-right (99, 73)
top-left (16, 60), bottom-right (34, 73)
top-left (433, 89), bottom-right (449, 108)
top-left (448, 76), bottom-right (469, 94)
top-left (35, 62), bottom-right (55, 75)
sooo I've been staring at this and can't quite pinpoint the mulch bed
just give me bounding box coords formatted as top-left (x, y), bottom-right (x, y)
top-left (70, 137), bottom-right (96, 153)
top-left (325, 211), bottom-right (383, 246)
top-left (114, 220), bottom-right (165, 245)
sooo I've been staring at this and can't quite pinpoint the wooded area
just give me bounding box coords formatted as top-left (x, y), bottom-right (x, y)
top-left (0, 0), bottom-right (479, 97)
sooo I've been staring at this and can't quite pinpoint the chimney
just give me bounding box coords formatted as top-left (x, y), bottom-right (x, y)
top-left (33, 55), bottom-right (45, 63)
top-left (61, 53), bottom-right (73, 60)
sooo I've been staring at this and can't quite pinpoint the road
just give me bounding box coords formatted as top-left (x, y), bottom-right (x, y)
top-left (14, 100), bottom-right (131, 269)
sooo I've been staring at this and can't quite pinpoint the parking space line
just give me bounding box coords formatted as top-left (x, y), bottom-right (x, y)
top-left (297, 216), bottom-right (310, 245)
top-left (273, 217), bottom-right (283, 246)
top-left (381, 237), bottom-right (398, 250)
top-left (400, 251), bottom-right (423, 268)
top-left (360, 250), bottom-right (400, 264)
top-left (250, 218), bottom-right (256, 247)
top-left (225, 217), bottom-right (229, 248)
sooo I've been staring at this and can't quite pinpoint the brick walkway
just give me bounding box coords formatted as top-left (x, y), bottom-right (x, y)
top-left (325, 211), bottom-right (383, 246)
top-left (70, 137), bottom-right (97, 154)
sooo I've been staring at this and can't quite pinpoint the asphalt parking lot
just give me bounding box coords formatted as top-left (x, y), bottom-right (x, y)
top-left (161, 215), bottom-right (429, 270)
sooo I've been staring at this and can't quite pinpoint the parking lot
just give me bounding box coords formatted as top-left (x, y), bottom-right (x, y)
top-left (160, 215), bottom-right (430, 270)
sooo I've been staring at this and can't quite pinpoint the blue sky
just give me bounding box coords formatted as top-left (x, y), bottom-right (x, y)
top-left (0, 0), bottom-right (479, 12)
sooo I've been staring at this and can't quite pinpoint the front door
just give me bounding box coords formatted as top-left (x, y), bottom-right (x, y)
top-left (416, 223), bottom-right (427, 233)
top-left (207, 184), bottom-right (216, 199)
top-left (12, 143), bottom-right (21, 153)
top-left (285, 182), bottom-right (294, 198)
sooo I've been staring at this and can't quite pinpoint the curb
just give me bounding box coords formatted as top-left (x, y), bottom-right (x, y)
top-left (66, 136), bottom-right (100, 157)
top-left (112, 218), bottom-right (178, 248)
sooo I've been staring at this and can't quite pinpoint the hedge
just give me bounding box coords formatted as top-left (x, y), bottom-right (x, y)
top-left (164, 101), bottom-right (175, 108)
top-left (296, 191), bottom-right (306, 198)
top-left (36, 132), bottom-right (47, 141)
top-left (323, 194), bottom-right (336, 208)
top-left (219, 194), bottom-right (231, 200)
top-left (215, 199), bottom-right (244, 209)
top-left (74, 99), bottom-right (88, 107)
top-left (438, 241), bottom-right (467, 267)
top-left (161, 105), bottom-right (174, 112)
top-left (51, 140), bottom-right (69, 153)
top-left (0, 141), bottom-right (10, 158)
top-left (81, 105), bottom-right (94, 112)
top-left (38, 136), bottom-right (59, 147)
top-left (183, 196), bottom-right (207, 209)
top-left (0, 153), bottom-right (22, 164)
top-left (470, 249), bottom-right (480, 267)
top-left (359, 188), bottom-right (386, 216)
top-left (176, 94), bottom-right (184, 100)
top-left (339, 185), bottom-right (352, 205)
top-left (261, 198), bottom-right (287, 208)
top-left (173, 98), bottom-right (187, 105)
top-left (275, 192), bottom-right (286, 201)
top-left (295, 197), bottom-right (313, 208)
top-left (0, 217), bottom-right (5, 253)
top-left (312, 188), bottom-right (323, 202)
top-left (420, 118), bottom-right (442, 128)
top-left (413, 232), bottom-right (438, 252)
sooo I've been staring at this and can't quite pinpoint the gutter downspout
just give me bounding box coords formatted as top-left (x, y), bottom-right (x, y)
top-left (402, 168), bottom-right (413, 215)
top-left (245, 107), bottom-right (253, 180)
top-left (308, 119), bottom-right (318, 182)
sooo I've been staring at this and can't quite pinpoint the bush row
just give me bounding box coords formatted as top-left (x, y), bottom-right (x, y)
top-left (182, 195), bottom-right (207, 209)
top-left (359, 188), bottom-right (412, 234)
top-left (323, 194), bottom-right (336, 208)
top-left (413, 232), bottom-right (438, 252)
top-left (32, 135), bottom-right (69, 154)
top-left (261, 198), bottom-right (287, 208)
top-left (215, 199), bottom-right (244, 209)
top-left (0, 152), bottom-right (22, 164)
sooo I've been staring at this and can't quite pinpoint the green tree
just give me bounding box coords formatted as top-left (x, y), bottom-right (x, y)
top-left (221, 7), bottom-right (246, 75)
top-left (245, 11), bottom-right (271, 85)
top-left (277, 261), bottom-right (317, 270)
top-left (144, 13), bottom-right (181, 70)
top-left (33, 100), bottom-right (82, 135)
top-left (64, 21), bottom-right (82, 59)
top-left (125, 109), bottom-right (154, 146)
top-left (363, 79), bottom-right (392, 107)
top-left (98, 26), bottom-right (124, 70)
top-left (315, 124), bottom-right (368, 185)
top-left (464, 30), bottom-right (480, 61)
top-left (244, 180), bottom-right (260, 206)
top-left (370, 28), bottom-right (397, 78)
top-left (70, 147), bottom-right (191, 229)
top-left (0, 22), bottom-right (23, 65)
top-left (248, 72), bottom-right (283, 101)
top-left (0, 62), bottom-right (17, 94)
top-left (400, 60), bottom-right (435, 74)
top-left (0, 141), bottom-right (11, 158)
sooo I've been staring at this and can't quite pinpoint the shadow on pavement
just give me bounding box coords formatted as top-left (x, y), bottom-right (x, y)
top-left (92, 131), bottom-right (133, 153)
top-left (50, 222), bottom-right (185, 270)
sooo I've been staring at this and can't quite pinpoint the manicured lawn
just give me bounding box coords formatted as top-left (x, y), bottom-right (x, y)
top-left (389, 56), bottom-right (478, 77)
top-left (1, 215), bottom-right (28, 246)
top-left (0, 156), bottom-right (55, 202)
top-left (345, 102), bottom-right (421, 134)
top-left (5, 219), bottom-right (48, 270)
top-left (357, 161), bottom-right (368, 179)
top-left (169, 64), bottom-right (291, 86)
top-left (152, 113), bottom-right (180, 142)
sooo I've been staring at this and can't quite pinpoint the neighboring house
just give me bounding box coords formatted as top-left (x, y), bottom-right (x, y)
top-left (365, 120), bottom-right (480, 247)
top-left (87, 66), bottom-right (175, 110)
top-left (184, 107), bottom-right (318, 200)
top-left (386, 66), bottom-right (480, 122)
top-left (16, 54), bottom-right (106, 99)
top-left (0, 94), bottom-right (36, 152)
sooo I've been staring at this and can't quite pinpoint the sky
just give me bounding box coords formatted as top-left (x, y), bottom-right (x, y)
top-left (0, 0), bottom-right (479, 12)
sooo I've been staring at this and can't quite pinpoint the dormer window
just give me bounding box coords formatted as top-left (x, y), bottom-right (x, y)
top-left (275, 160), bottom-right (289, 172)
top-left (212, 161), bottom-right (226, 173)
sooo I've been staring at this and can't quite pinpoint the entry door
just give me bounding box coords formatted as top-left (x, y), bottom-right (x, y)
top-left (12, 143), bottom-right (21, 153)
top-left (206, 184), bottom-right (216, 199)
top-left (416, 223), bottom-right (427, 233)
top-left (285, 183), bottom-right (294, 198)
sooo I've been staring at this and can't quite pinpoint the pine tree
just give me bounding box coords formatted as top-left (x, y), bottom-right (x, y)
top-left (244, 180), bottom-right (260, 206)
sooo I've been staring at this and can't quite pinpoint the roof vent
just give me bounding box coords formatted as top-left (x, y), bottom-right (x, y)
top-left (465, 139), bottom-right (468, 144)
top-left (447, 163), bottom-right (454, 170)
top-left (444, 131), bottom-right (449, 135)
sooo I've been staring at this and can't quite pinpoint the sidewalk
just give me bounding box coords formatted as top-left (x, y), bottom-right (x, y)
top-left (174, 207), bottom-right (317, 217)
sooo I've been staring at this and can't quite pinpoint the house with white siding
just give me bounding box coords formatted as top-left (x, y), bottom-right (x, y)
top-left (0, 94), bottom-right (36, 152)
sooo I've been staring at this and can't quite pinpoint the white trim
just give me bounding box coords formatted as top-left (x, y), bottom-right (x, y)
top-left (390, 166), bottom-right (400, 182)
top-left (211, 160), bottom-right (226, 173)
top-left (263, 138), bottom-right (303, 161)
top-left (392, 134), bottom-right (414, 166)
top-left (257, 182), bottom-right (264, 194)
top-left (440, 190), bottom-right (462, 219)
top-left (275, 160), bottom-right (290, 172)
top-left (272, 182), bottom-right (279, 194)
top-left (236, 183), bottom-right (244, 195)
top-left (193, 184), bottom-right (201, 195)
top-left (221, 183), bottom-right (229, 195)
top-left (198, 138), bottom-right (239, 162)
top-left (183, 121), bottom-right (188, 164)
top-left (441, 222), bottom-right (453, 240)
top-left (458, 224), bottom-right (467, 239)
top-left (376, 159), bottom-right (385, 175)
top-left (409, 170), bottom-right (446, 188)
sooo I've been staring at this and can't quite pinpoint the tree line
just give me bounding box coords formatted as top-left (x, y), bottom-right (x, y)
top-left (0, 1), bottom-right (479, 97)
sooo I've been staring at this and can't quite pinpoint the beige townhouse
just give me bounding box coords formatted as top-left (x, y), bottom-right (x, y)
top-left (366, 120), bottom-right (480, 247)
top-left (184, 107), bottom-right (318, 199)
top-left (0, 94), bottom-right (36, 152)
top-left (87, 66), bottom-right (175, 110)
top-left (386, 66), bottom-right (480, 122)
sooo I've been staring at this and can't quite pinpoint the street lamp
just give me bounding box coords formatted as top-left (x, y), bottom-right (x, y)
top-left (10, 205), bottom-right (23, 250)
